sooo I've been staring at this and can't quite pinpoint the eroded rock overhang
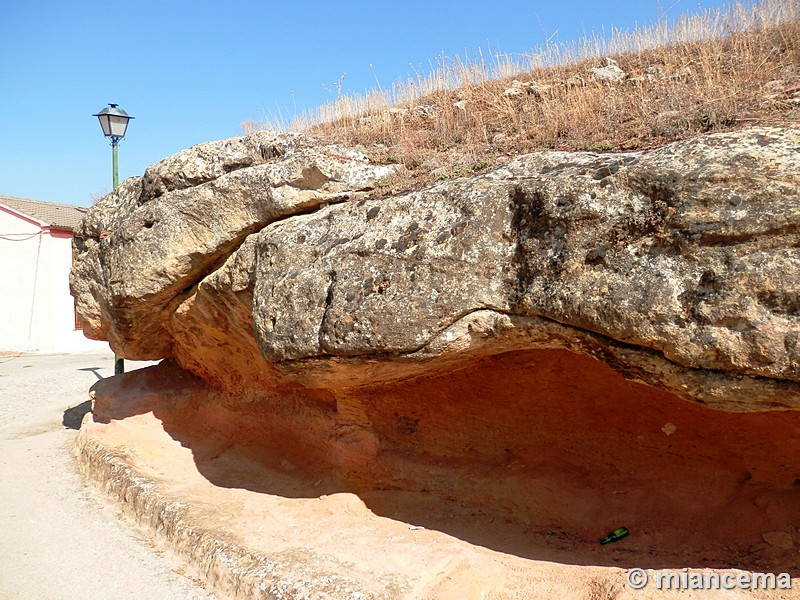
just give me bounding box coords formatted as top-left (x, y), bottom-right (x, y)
top-left (70, 127), bottom-right (800, 411)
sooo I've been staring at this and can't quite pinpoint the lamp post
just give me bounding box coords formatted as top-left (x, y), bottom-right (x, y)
top-left (93, 103), bottom-right (134, 376)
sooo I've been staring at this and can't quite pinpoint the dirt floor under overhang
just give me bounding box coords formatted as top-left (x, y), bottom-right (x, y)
top-left (77, 348), bottom-right (800, 598)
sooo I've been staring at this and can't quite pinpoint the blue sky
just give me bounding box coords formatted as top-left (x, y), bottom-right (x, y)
top-left (1, 0), bottom-right (736, 206)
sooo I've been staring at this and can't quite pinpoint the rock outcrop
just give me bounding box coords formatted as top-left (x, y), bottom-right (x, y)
top-left (73, 126), bottom-right (800, 411)
top-left (71, 127), bottom-right (800, 595)
top-left (72, 131), bottom-right (395, 357)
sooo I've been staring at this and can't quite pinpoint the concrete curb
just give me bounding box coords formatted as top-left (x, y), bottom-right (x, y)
top-left (74, 431), bottom-right (382, 600)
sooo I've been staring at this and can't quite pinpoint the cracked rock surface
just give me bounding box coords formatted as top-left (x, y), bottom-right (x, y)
top-left (72, 131), bottom-right (395, 357)
top-left (72, 126), bottom-right (800, 411)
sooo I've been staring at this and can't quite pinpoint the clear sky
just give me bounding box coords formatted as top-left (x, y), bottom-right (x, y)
top-left (1, 0), bottom-right (737, 206)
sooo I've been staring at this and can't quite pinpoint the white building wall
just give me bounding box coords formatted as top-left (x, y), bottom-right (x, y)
top-left (0, 209), bottom-right (109, 354)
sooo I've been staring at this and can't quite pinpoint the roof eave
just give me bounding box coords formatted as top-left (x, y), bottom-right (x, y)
top-left (0, 202), bottom-right (49, 229)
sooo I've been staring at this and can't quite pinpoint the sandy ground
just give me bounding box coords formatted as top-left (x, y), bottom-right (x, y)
top-left (76, 358), bottom-right (800, 599)
top-left (5, 349), bottom-right (798, 599)
top-left (0, 351), bottom-right (216, 600)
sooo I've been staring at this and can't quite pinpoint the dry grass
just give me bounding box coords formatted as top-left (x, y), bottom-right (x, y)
top-left (245, 0), bottom-right (800, 193)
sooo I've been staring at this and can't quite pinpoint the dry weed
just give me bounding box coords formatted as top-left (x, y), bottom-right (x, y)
top-left (245, 0), bottom-right (800, 192)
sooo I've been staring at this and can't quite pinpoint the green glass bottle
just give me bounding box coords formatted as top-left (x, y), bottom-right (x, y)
top-left (600, 526), bottom-right (629, 544)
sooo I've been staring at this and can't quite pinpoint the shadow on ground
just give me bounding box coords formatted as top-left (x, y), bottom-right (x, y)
top-left (62, 367), bottom-right (104, 429)
top-left (63, 400), bottom-right (92, 430)
top-left (77, 366), bottom-right (104, 381)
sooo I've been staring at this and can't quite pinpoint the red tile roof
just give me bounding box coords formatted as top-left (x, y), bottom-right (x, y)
top-left (0, 195), bottom-right (87, 231)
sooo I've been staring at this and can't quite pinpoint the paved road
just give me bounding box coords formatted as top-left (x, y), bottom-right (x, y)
top-left (0, 351), bottom-right (216, 600)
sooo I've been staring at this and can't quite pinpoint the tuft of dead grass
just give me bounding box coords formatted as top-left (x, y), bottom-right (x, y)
top-left (245, 0), bottom-right (800, 193)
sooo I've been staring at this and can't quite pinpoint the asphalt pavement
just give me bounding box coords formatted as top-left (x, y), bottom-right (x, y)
top-left (0, 351), bottom-right (216, 600)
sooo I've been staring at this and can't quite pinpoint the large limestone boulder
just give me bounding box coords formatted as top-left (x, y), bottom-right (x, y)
top-left (71, 127), bottom-right (800, 407)
top-left (73, 126), bottom-right (799, 410)
top-left (245, 129), bottom-right (800, 410)
top-left (72, 130), bottom-right (395, 358)
top-left (71, 127), bottom-right (800, 593)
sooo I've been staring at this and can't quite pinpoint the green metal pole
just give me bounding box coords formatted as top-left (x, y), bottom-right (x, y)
top-left (112, 139), bottom-right (119, 189)
top-left (112, 138), bottom-right (124, 376)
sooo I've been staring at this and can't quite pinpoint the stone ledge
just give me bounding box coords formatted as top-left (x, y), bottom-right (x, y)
top-left (75, 420), bottom-right (400, 600)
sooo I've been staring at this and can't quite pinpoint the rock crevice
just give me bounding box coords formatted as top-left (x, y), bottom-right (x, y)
top-left (72, 131), bottom-right (396, 358)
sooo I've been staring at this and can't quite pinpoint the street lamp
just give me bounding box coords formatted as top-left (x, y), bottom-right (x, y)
top-left (93, 103), bottom-right (134, 375)
top-left (93, 103), bottom-right (133, 188)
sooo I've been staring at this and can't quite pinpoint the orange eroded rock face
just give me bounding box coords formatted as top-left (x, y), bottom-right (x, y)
top-left (88, 351), bottom-right (800, 573)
